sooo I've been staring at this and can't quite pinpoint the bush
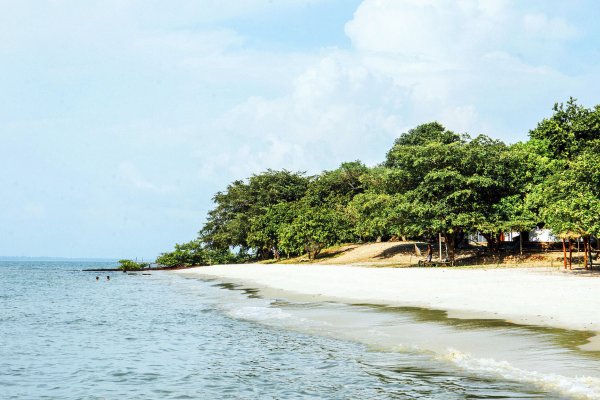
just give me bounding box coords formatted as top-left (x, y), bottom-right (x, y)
top-left (118, 259), bottom-right (144, 271)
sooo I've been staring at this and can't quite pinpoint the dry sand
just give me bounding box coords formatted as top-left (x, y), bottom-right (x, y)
top-left (284, 241), bottom-right (562, 267)
top-left (315, 242), bottom-right (417, 265)
top-left (175, 264), bottom-right (600, 334)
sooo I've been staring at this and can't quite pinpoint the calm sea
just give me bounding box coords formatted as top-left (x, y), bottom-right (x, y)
top-left (2, 261), bottom-right (600, 399)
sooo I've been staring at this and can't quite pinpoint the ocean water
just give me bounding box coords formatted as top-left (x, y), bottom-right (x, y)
top-left (2, 262), bottom-right (600, 399)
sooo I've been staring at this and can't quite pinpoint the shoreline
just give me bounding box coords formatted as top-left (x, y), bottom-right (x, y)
top-left (175, 264), bottom-right (600, 336)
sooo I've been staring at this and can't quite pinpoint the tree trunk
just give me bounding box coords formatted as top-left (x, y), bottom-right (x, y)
top-left (562, 238), bottom-right (568, 269)
top-left (568, 239), bottom-right (573, 269)
top-left (593, 237), bottom-right (596, 269)
top-left (519, 233), bottom-right (523, 255)
top-left (481, 233), bottom-right (494, 250)
top-left (305, 241), bottom-right (322, 261)
top-left (583, 237), bottom-right (589, 270)
top-left (444, 233), bottom-right (456, 261)
top-left (258, 248), bottom-right (270, 260)
top-left (592, 237), bottom-right (595, 269)
top-left (456, 230), bottom-right (466, 248)
top-left (482, 233), bottom-right (494, 250)
top-left (482, 232), bottom-right (502, 252)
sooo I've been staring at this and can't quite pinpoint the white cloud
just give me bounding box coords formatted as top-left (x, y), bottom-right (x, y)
top-left (193, 0), bottom-right (590, 182)
top-left (344, 0), bottom-right (512, 61)
top-left (522, 13), bottom-right (579, 39)
top-left (118, 161), bottom-right (175, 193)
top-left (1, 0), bottom-right (597, 257)
top-left (23, 202), bottom-right (46, 219)
top-left (202, 52), bottom-right (406, 178)
top-left (341, 0), bottom-right (580, 137)
top-left (441, 105), bottom-right (478, 134)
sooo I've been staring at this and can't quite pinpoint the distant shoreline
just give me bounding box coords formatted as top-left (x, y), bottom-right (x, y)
top-left (0, 257), bottom-right (119, 262)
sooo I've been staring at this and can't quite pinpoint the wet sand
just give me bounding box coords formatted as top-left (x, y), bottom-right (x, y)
top-left (176, 264), bottom-right (600, 337)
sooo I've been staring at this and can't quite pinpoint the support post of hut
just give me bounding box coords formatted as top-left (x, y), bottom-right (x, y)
top-left (562, 238), bottom-right (568, 269)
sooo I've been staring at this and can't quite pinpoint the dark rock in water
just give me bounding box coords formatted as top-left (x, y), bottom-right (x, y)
top-left (82, 268), bottom-right (120, 272)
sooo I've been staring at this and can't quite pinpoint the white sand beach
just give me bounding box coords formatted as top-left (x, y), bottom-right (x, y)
top-left (176, 264), bottom-right (600, 334)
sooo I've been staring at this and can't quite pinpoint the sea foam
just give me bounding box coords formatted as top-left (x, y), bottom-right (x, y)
top-left (442, 348), bottom-right (600, 400)
top-left (225, 305), bottom-right (294, 322)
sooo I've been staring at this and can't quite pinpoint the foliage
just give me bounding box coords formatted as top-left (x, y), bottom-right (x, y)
top-left (156, 240), bottom-right (204, 267)
top-left (200, 170), bottom-right (309, 252)
top-left (381, 127), bottom-right (535, 252)
top-left (247, 202), bottom-right (297, 259)
top-left (527, 100), bottom-right (600, 238)
top-left (118, 259), bottom-right (145, 271)
top-left (529, 148), bottom-right (600, 237)
top-left (386, 121), bottom-right (462, 150)
top-left (347, 192), bottom-right (403, 241)
top-left (529, 98), bottom-right (600, 160)
top-left (304, 161), bottom-right (369, 207)
top-left (278, 203), bottom-right (349, 260)
top-left (157, 98), bottom-right (600, 263)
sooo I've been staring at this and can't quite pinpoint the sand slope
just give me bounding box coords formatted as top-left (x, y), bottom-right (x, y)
top-left (300, 241), bottom-right (560, 267)
top-left (316, 242), bottom-right (418, 265)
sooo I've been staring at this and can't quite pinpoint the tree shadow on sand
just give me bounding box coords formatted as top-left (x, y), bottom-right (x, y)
top-left (375, 243), bottom-right (422, 259)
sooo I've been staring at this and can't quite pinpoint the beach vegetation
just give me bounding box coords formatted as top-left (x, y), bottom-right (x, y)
top-left (118, 259), bottom-right (146, 271)
top-left (159, 98), bottom-right (600, 265)
top-left (156, 240), bottom-right (207, 267)
top-left (200, 169), bottom-right (309, 257)
top-left (156, 239), bottom-right (241, 267)
top-left (278, 203), bottom-right (349, 260)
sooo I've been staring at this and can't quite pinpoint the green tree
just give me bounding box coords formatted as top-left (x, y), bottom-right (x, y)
top-left (347, 192), bottom-right (403, 241)
top-left (386, 121), bottom-right (462, 151)
top-left (529, 98), bottom-right (600, 160)
top-left (158, 100), bottom-right (600, 267)
top-left (531, 148), bottom-right (600, 238)
top-left (118, 259), bottom-right (144, 271)
top-left (200, 169), bottom-right (309, 253)
top-left (527, 100), bottom-right (600, 267)
top-left (304, 161), bottom-right (369, 207)
top-left (247, 202), bottom-right (297, 260)
top-left (278, 204), bottom-right (348, 260)
top-left (155, 240), bottom-right (209, 267)
top-left (383, 124), bottom-right (532, 256)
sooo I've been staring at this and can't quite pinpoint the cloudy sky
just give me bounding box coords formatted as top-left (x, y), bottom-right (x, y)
top-left (2, 0), bottom-right (599, 259)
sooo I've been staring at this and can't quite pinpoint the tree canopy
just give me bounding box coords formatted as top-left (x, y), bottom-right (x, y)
top-left (158, 98), bottom-right (600, 264)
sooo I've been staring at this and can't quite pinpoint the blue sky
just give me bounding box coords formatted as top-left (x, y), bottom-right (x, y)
top-left (1, 0), bottom-right (599, 259)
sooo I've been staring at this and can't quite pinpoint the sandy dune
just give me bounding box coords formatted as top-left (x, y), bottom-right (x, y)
top-left (315, 242), bottom-right (418, 265)
top-left (304, 241), bottom-right (561, 267)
